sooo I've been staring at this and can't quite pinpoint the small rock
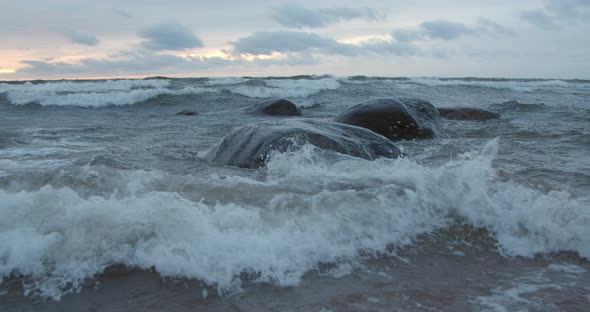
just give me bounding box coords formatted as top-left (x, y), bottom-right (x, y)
top-left (175, 110), bottom-right (198, 116)
top-left (247, 99), bottom-right (303, 116)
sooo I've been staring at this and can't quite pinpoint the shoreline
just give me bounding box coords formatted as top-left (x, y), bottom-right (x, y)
top-left (2, 240), bottom-right (589, 312)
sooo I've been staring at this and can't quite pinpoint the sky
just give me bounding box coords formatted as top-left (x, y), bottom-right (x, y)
top-left (0, 0), bottom-right (589, 80)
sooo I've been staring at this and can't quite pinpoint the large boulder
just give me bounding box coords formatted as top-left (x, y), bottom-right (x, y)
top-left (246, 99), bottom-right (303, 116)
top-left (334, 98), bottom-right (443, 141)
top-left (438, 107), bottom-right (500, 121)
top-left (205, 119), bottom-right (401, 168)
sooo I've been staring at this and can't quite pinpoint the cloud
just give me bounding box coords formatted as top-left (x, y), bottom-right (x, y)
top-left (521, 10), bottom-right (561, 30)
top-left (63, 29), bottom-right (99, 46)
top-left (14, 29), bottom-right (424, 79)
top-left (477, 17), bottom-right (514, 35)
top-left (272, 5), bottom-right (384, 28)
top-left (232, 30), bottom-right (427, 57)
top-left (113, 8), bottom-right (133, 19)
top-left (138, 21), bottom-right (203, 51)
top-left (231, 31), bottom-right (421, 58)
top-left (520, 0), bottom-right (590, 30)
top-left (391, 28), bottom-right (423, 43)
top-left (392, 18), bottom-right (511, 42)
top-left (361, 40), bottom-right (421, 56)
top-left (392, 20), bottom-right (473, 42)
top-left (231, 31), bottom-right (351, 55)
top-left (15, 53), bottom-right (239, 78)
top-left (546, 0), bottom-right (590, 21)
top-left (420, 20), bottom-right (474, 40)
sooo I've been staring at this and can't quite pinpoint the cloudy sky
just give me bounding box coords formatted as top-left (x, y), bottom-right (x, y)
top-left (0, 0), bottom-right (588, 79)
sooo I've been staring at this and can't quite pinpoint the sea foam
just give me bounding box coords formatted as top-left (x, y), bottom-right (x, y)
top-left (1, 140), bottom-right (588, 300)
top-left (0, 79), bottom-right (210, 107)
top-left (0, 77), bottom-right (342, 107)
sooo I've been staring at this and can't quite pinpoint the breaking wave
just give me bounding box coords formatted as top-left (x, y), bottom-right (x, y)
top-left (0, 77), bottom-right (341, 107)
top-left (1, 140), bottom-right (588, 300)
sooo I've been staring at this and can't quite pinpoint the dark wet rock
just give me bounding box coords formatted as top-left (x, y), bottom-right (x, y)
top-left (205, 119), bottom-right (401, 168)
top-left (334, 98), bottom-right (443, 141)
top-left (492, 100), bottom-right (545, 111)
top-left (438, 107), bottom-right (500, 121)
top-left (247, 99), bottom-right (303, 116)
top-left (175, 110), bottom-right (198, 116)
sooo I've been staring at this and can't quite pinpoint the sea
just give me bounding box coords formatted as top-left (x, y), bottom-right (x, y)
top-left (0, 76), bottom-right (589, 311)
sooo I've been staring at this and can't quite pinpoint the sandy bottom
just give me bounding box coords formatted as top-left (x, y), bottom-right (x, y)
top-left (2, 233), bottom-right (589, 312)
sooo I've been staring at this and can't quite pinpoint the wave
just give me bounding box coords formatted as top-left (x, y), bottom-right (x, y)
top-left (0, 79), bottom-right (213, 107)
top-left (0, 77), bottom-right (342, 107)
top-left (1, 140), bottom-right (588, 300)
top-left (221, 77), bottom-right (340, 98)
top-left (407, 78), bottom-right (578, 92)
top-left (340, 76), bottom-right (590, 92)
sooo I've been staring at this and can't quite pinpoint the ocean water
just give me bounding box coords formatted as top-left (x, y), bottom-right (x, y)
top-left (0, 76), bottom-right (589, 311)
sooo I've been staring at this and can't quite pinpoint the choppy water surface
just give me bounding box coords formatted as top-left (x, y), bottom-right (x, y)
top-left (1, 76), bottom-right (589, 311)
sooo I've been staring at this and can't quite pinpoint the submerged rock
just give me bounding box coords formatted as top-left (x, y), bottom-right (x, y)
top-left (438, 107), bottom-right (500, 121)
top-left (175, 110), bottom-right (199, 116)
top-left (334, 98), bottom-right (443, 141)
top-left (247, 99), bottom-right (303, 116)
top-left (205, 119), bottom-right (401, 168)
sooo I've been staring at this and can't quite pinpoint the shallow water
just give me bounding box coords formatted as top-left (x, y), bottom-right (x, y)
top-left (1, 76), bottom-right (589, 310)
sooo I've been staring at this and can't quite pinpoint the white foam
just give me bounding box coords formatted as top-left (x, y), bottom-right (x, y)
top-left (406, 78), bottom-right (577, 92)
top-left (205, 77), bottom-right (250, 86)
top-left (547, 264), bottom-right (587, 274)
top-left (0, 140), bottom-right (588, 300)
top-left (0, 79), bottom-right (211, 107)
top-left (0, 77), bottom-right (343, 106)
top-left (340, 76), bottom-right (588, 92)
top-left (225, 77), bottom-right (340, 98)
top-left (475, 265), bottom-right (585, 312)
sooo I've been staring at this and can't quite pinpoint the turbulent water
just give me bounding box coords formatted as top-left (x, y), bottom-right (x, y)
top-left (1, 76), bottom-right (589, 311)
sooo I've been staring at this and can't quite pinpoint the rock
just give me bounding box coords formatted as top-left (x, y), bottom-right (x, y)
top-left (175, 110), bottom-right (198, 116)
top-left (247, 99), bottom-right (303, 116)
top-left (205, 119), bottom-right (401, 168)
top-left (334, 98), bottom-right (443, 141)
top-left (438, 107), bottom-right (500, 121)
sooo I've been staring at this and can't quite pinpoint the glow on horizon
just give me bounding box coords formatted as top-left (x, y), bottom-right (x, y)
top-left (0, 69), bottom-right (16, 74)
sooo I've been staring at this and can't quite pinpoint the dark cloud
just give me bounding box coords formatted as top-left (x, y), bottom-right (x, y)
top-left (391, 28), bottom-right (423, 43)
top-left (14, 50), bottom-right (331, 78)
top-left (231, 31), bottom-right (351, 55)
top-left (521, 10), bottom-right (561, 30)
top-left (520, 0), bottom-right (590, 31)
top-left (477, 17), bottom-right (514, 35)
top-left (272, 5), bottom-right (384, 29)
top-left (15, 53), bottom-right (239, 77)
top-left (392, 18), bottom-right (510, 42)
top-left (113, 8), bottom-right (133, 19)
top-left (546, 0), bottom-right (590, 21)
top-left (14, 29), bottom-right (424, 78)
top-left (392, 20), bottom-right (472, 42)
top-left (138, 22), bottom-right (203, 51)
top-left (231, 30), bottom-right (421, 57)
top-left (420, 20), bottom-right (474, 40)
top-left (361, 40), bottom-right (421, 56)
top-left (63, 29), bottom-right (99, 46)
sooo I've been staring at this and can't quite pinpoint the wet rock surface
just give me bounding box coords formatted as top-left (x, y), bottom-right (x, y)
top-left (205, 119), bottom-right (401, 168)
top-left (247, 99), bottom-right (303, 116)
top-left (334, 98), bottom-right (443, 141)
